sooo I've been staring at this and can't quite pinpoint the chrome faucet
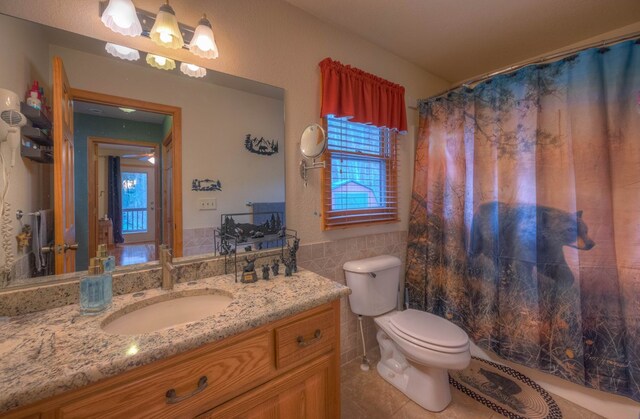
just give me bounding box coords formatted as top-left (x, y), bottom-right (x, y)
top-left (160, 245), bottom-right (174, 290)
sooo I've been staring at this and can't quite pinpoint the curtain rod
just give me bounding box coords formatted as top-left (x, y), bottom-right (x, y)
top-left (422, 30), bottom-right (640, 103)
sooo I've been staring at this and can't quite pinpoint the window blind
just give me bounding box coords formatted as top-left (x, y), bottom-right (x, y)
top-left (322, 116), bottom-right (399, 229)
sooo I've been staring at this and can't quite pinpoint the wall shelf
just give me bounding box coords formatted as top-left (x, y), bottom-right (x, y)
top-left (20, 102), bottom-right (53, 163)
top-left (21, 144), bottom-right (53, 164)
top-left (22, 126), bottom-right (52, 146)
top-left (20, 103), bottom-right (52, 130)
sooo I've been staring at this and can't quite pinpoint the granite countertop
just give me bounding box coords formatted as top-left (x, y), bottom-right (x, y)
top-left (0, 269), bottom-right (350, 413)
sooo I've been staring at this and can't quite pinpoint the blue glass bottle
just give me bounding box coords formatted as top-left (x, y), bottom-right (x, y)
top-left (80, 257), bottom-right (111, 315)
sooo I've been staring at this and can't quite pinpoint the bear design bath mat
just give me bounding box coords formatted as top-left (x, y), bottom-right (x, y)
top-left (449, 357), bottom-right (562, 419)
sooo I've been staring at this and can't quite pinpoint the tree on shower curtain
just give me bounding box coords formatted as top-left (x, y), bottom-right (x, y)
top-left (406, 39), bottom-right (640, 401)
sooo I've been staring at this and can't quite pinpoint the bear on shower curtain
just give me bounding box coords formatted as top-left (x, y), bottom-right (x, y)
top-left (406, 39), bottom-right (640, 401)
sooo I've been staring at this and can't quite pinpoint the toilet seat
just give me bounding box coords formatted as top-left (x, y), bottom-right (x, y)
top-left (388, 309), bottom-right (469, 354)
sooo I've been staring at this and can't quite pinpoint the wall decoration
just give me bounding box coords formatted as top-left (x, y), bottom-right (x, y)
top-left (192, 178), bottom-right (222, 191)
top-left (245, 134), bottom-right (279, 156)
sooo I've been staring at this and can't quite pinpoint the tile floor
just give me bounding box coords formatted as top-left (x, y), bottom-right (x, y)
top-left (341, 349), bottom-right (604, 419)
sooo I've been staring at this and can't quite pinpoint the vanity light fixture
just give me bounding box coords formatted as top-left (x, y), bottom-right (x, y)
top-left (146, 53), bottom-right (176, 70)
top-left (119, 107), bottom-right (136, 113)
top-left (189, 14), bottom-right (219, 59)
top-left (100, 0), bottom-right (142, 37)
top-left (105, 42), bottom-right (140, 61)
top-left (180, 62), bottom-right (207, 78)
top-left (149, 0), bottom-right (184, 49)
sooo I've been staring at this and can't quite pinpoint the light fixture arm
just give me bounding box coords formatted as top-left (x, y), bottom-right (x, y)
top-left (99, 0), bottom-right (195, 49)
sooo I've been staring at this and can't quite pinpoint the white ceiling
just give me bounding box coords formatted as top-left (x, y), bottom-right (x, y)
top-left (284, 0), bottom-right (640, 82)
top-left (74, 101), bottom-right (167, 124)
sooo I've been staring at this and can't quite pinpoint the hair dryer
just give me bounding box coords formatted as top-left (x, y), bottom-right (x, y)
top-left (0, 88), bottom-right (27, 167)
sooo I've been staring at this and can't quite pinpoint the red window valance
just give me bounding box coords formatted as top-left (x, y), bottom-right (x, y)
top-left (319, 58), bottom-right (407, 133)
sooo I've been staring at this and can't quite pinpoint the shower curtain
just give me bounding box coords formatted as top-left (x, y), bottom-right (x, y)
top-left (406, 39), bottom-right (640, 400)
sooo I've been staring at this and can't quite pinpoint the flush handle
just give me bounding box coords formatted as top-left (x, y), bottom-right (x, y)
top-left (165, 376), bottom-right (208, 404)
top-left (369, 272), bottom-right (377, 278)
top-left (297, 329), bottom-right (322, 347)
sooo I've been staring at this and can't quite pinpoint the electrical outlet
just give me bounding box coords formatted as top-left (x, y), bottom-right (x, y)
top-left (198, 198), bottom-right (217, 210)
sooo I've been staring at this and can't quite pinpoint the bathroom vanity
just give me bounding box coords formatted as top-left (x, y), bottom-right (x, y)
top-left (0, 270), bottom-right (349, 418)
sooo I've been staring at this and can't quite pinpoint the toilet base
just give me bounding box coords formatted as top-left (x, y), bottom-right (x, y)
top-left (375, 327), bottom-right (454, 412)
top-left (376, 360), bottom-right (452, 412)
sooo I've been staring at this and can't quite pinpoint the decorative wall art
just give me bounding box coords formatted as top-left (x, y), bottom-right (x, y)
top-left (191, 178), bottom-right (222, 191)
top-left (245, 134), bottom-right (279, 156)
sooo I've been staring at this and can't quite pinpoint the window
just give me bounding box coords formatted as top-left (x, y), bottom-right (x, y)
top-left (121, 171), bottom-right (148, 233)
top-left (322, 115), bottom-right (398, 229)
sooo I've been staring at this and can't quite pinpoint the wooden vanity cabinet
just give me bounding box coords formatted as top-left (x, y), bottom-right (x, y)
top-left (4, 300), bottom-right (340, 419)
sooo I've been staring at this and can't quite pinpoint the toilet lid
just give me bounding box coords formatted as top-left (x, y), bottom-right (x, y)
top-left (389, 309), bottom-right (468, 350)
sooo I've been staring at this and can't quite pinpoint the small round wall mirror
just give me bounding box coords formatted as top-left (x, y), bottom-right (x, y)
top-left (299, 123), bottom-right (327, 186)
top-left (300, 123), bottom-right (326, 159)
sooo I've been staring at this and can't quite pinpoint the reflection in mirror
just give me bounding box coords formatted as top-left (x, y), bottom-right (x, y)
top-left (299, 123), bottom-right (327, 186)
top-left (0, 13), bottom-right (284, 289)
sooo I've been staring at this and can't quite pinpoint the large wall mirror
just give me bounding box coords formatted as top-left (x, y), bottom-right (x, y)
top-left (0, 13), bottom-right (285, 289)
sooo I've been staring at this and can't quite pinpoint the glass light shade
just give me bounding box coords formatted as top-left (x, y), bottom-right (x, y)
top-left (180, 63), bottom-right (207, 78)
top-left (146, 54), bottom-right (176, 70)
top-left (189, 15), bottom-right (219, 59)
top-left (105, 43), bottom-right (140, 61)
top-left (149, 2), bottom-right (184, 49)
top-left (101, 0), bottom-right (142, 37)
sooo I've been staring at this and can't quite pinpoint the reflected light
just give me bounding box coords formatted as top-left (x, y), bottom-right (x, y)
top-left (126, 343), bottom-right (139, 356)
top-left (148, 156), bottom-right (156, 165)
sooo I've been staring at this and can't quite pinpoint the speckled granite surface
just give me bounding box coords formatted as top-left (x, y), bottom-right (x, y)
top-left (0, 269), bottom-right (350, 413)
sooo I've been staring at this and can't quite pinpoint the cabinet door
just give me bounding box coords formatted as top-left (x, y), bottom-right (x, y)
top-left (200, 354), bottom-right (334, 419)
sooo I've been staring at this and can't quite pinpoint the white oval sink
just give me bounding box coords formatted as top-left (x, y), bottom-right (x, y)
top-left (101, 291), bottom-right (233, 335)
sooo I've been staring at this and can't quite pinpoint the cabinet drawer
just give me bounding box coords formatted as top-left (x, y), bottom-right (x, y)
top-left (275, 309), bottom-right (335, 368)
top-left (58, 332), bottom-right (273, 419)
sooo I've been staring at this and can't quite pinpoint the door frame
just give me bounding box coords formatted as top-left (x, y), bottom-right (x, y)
top-left (88, 137), bottom-right (161, 256)
top-left (73, 88), bottom-right (183, 258)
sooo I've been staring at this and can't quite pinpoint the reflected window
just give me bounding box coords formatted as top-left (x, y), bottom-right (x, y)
top-left (122, 172), bottom-right (148, 233)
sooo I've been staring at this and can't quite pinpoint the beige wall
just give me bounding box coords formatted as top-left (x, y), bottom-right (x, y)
top-left (0, 0), bottom-right (451, 246)
top-left (0, 14), bottom-right (51, 275)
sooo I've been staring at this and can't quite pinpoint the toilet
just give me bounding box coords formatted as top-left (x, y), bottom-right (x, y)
top-left (343, 255), bottom-right (470, 412)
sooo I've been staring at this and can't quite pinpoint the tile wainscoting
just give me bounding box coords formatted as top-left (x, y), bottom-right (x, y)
top-left (298, 231), bottom-right (408, 366)
top-left (183, 227), bottom-right (217, 257)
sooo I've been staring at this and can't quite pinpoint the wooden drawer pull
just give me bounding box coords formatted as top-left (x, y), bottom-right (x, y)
top-left (296, 329), bottom-right (322, 347)
top-left (165, 376), bottom-right (208, 404)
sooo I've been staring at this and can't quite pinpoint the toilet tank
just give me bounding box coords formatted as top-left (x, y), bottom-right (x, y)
top-left (343, 255), bottom-right (401, 316)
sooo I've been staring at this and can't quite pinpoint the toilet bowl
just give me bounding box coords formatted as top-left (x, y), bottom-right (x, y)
top-left (343, 255), bottom-right (471, 412)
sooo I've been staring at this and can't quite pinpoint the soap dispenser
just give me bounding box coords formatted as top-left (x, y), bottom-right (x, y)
top-left (97, 244), bottom-right (116, 273)
top-left (80, 257), bottom-right (112, 315)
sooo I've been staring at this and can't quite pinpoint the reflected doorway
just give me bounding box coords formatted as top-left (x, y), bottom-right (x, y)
top-left (88, 138), bottom-right (162, 268)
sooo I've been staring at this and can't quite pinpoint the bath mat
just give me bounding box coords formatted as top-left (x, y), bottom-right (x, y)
top-left (449, 357), bottom-right (562, 419)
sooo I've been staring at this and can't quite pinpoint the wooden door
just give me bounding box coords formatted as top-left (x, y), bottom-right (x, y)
top-left (162, 133), bottom-right (174, 248)
top-left (53, 56), bottom-right (77, 274)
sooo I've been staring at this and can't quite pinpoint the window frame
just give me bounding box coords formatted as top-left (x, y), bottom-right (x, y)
top-left (321, 116), bottom-right (399, 230)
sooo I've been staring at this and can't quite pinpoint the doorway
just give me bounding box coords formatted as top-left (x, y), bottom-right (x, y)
top-left (51, 57), bottom-right (183, 274)
top-left (70, 89), bottom-right (183, 270)
top-left (88, 139), bottom-right (161, 266)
